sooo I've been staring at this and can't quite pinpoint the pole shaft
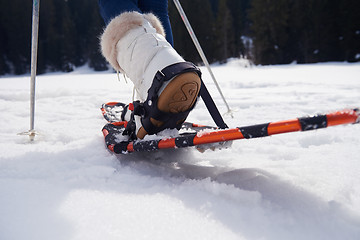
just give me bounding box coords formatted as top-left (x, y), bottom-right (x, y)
top-left (30, 0), bottom-right (40, 132)
top-left (172, 0), bottom-right (231, 113)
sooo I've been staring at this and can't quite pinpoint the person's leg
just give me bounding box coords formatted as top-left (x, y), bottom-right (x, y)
top-left (98, 0), bottom-right (140, 24)
top-left (138, 0), bottom-right (174, 45)
top-left (100, 12), bottom-right (201, 139)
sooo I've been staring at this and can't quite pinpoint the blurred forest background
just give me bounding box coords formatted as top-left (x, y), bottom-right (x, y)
top-left (0, 0), bottom-right (359, 75)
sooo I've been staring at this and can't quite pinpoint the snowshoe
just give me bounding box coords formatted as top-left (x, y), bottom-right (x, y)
top-left (101, 102), bottom-right (232, 154)
top-left (101, 102), bottom-right (359, 154)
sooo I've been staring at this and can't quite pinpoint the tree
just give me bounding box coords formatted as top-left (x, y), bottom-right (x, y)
top-left (1, 0), bottom-right (359, 75)
top-left (0, 0), bottom-right (10, 75)
top-left (87, 2), bottom-right (108, 71)
top-left (169, 0), bottom-right (216, 64)
top-left (249, 0), bottom-right (291, 64)
top-left (214, 0), bottom-right (235, 63)
top-left (0, 0), bottom-right (32, 74)
top-left (58, 0), bottom-right (77, 72)
top-left (227, 0), bottom-right (250, 58)
top-left (337, 0), bottom-right (360, 62)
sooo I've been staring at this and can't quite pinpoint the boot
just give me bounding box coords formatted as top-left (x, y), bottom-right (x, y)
top-left (101, 11), bottom-right (201, 139)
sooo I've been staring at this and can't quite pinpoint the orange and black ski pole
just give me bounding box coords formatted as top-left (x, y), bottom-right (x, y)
top-left (103, 108), bottom-right (359, 153)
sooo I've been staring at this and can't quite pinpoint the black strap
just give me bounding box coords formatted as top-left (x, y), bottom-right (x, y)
top-left (132, 62), bottom-right (228, 136)
top-left (156, 62), bottom-right (228, 129)
top-left (140, 62), bottom-right (202, 135)
top-left (199, 80), bottom-right (228, 129)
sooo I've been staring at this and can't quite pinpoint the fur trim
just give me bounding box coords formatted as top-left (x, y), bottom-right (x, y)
top-left (144, 13), bottom-right (166, 37)
top-left (100, 11), bottom-right (143, 72)
top-left (100, 11), bottom-right (166, 72)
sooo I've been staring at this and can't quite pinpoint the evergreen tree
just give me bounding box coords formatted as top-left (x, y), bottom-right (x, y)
top-left (169, 0), bottom-right (216, 64)
top-left (1, 0), bottom-right (359, 75)
top-left (1, 0), bottom-right (32, 74)
top-left (58, 0), bottom-right (77, 72)
top-left (214, 0), bottom-right (234, 62)
top-left (37, 0), bottom-right (57, 73)
top-left (337, 0), bottom-right (360, 62)
top-left (0, 0), bottom-right (9, 74)
top-left (227, 0), bottom-right (249, 58)
top-left (68, 0), bottom-right (94, 67)
top-left (288, 0), bottom-right (314, 63)
top-left (290, 0), bottom-right (346, 63)
top-left (311, 0), bottom-right (341, 62)
top-left (249, 0), bottom-right (291, 64)
top-left (87, 2), bottom-right (108, 71)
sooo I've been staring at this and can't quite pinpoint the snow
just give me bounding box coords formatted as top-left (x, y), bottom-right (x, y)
top-left (1, 61), bottom-right (360, 239)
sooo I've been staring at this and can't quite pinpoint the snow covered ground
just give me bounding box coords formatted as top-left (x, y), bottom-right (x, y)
top-left (0, 61), bottom-right (360, 240)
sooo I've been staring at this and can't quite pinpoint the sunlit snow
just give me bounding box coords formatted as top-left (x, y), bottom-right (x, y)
top-left (1, 61), bottom-right (359, 239)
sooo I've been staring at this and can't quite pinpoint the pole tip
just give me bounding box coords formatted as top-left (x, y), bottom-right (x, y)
top-left (18, 130), bottom-right (39, 142)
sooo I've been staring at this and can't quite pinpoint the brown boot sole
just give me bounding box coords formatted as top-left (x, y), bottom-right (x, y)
top-left (137, 72), bottom-right (201, 139)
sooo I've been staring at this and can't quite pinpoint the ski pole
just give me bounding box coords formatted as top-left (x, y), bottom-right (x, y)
top-left (19, 0), bottom-right (40, 141)
top-left (30, 0), bottom-right (40, 140)
top-left (28, 0), bottom-right (41, 141)
top-left (172, 0), bottom-right (233, 117)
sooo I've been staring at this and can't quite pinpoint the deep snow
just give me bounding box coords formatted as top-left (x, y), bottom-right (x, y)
top-left (0, 61), bottom-right (360, 240)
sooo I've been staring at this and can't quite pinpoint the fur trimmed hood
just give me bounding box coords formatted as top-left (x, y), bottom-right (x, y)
top-left (100, 11), bottom-right (166, 72)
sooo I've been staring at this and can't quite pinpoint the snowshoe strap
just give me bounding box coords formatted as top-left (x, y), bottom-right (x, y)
top-left (140, 62), bottom-right (202, 135)
top-left (122, 113), bottom-right (137, 140)
top-left (131, 62), bottom-right (228, 136)
top-left (120, 104), bottom-right (129, 121)
top-left (199, 81), bottom-right (228, 129)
